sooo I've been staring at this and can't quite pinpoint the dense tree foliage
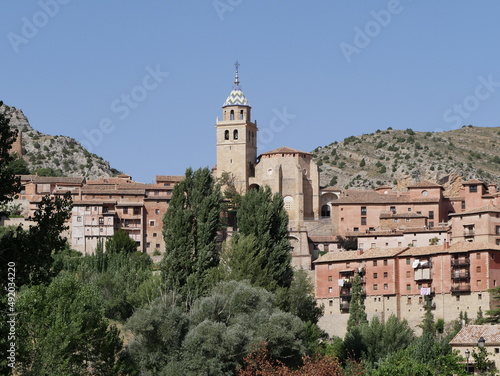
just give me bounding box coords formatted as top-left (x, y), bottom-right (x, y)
top-left (127, 280), bottom-right (310, 375)
top-left (16, 274), bottom-right (127, 375)
top-left (161, 167), bottom-right (222, 304)
top-left (105, 228), bottom-right (138, 253)
top-left (230, 186), bottom-right (293, 291)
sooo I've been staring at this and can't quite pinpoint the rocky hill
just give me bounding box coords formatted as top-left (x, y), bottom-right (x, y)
top-left (1, 103), bottom-right (121, 179)
top-left (313, 126), bottom-right (500, 195)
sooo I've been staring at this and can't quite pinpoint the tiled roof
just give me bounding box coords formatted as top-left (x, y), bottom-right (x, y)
top-left (333, 190), bottom-right (439, 204)
top-left (73, 200), bottom-right (117, 205)
top-left (447, 241), bottom-right (500, 254)
top-left (380, 212), bottom-right (427, 219)
top-left (407, 180), bottom-right (443, 189)
top-left (155, 175), bottom-right (183, 182)
top-left (81, 187), bottom-right (145, 195)
top-left (399, 245), bottom-right (447, 257)
top-left (314, 247), bottom-right (407, 263)
top-left (261, 146), bottom-right (311, 156)
top-left (450, 325), bottom-right (500, 346)
top-left (115, 202), bottom-right (144, 207)
top-left (449, 204), bottom-right (500, 217)
top-left (23, 176), bottom-right (86, 184)
top-left (223, 85), bottom-right (250, 107)
top-left (462, 179), bottom-right (486, 185)
top-left (308, 236), bottom-right (338, 242)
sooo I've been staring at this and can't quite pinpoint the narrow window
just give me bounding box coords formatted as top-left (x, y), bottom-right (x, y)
top-left (233, 129), bottom-right (238, 140)
top-left (224, 130), bottom-right (229, 140)
top-left (230, 110), bottom-right (234, 120)
top-left (240, 110), bottom-right (244, 120)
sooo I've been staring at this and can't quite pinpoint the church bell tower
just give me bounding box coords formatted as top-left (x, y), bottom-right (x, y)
top-left (215, 62), bottom-right (258, 193)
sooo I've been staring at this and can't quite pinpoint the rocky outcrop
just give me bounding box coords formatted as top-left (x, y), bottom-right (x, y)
top-left (0, 104), bottom-right (121, 179)
top-left (313, 126), bottom-right (500, 196)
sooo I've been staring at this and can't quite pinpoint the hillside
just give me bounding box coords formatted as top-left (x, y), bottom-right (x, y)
top-left (313, 126), bottom-right (500, 195)
top-left (1, 103), bottom-right (121, 179)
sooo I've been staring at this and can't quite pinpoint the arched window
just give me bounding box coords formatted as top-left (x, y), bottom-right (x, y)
top-left (224, 130), bottom-right (229, 140)
top-left (230, 110), bottom-right (234, 120)
top-left (240, 110), bottom-right (244, 120)
top-left (321, 204), bottom-right (331, 218)
top-left (233, 129), bottom-right (238, 140)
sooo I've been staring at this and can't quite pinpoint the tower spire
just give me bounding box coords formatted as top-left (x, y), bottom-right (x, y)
top-left (234, 60), bottom-right (240, 86)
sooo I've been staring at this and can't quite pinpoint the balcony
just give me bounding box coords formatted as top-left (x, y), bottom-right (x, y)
top-left (340, 301), bottom-right (350, 312)
top-left (340, 288), bottom-right (351, 298)
top-left (451, 271), bottom-right (470, 280)
top-left (451, 258), bottom-right (470, 267)
top-left (451, 284), bottom-right (471, 294)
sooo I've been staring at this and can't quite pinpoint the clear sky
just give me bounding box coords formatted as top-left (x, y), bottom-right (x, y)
top-left (1, 1), bottom-right (500, 183)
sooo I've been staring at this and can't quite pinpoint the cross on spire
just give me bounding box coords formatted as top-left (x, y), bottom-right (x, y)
top-left (234, 61), bottom-right (240, 86)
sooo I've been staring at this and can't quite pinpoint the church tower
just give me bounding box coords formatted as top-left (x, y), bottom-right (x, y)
top-left (215, 62), bottom-right (257, 193)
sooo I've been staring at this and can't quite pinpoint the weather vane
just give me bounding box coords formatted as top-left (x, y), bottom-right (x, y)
top-left (234, 61), bottom-right (240, 86)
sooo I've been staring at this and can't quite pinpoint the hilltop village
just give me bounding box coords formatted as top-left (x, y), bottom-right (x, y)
top-left (5, 67), bottom-right (500, 337)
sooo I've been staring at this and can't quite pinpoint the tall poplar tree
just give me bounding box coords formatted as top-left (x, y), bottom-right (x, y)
top-left (230, 185), bottom-right (293, 291)
top-left (347, 273), bottom-right (367, 329)
top-left (161, 167), bottom-right (222, 304)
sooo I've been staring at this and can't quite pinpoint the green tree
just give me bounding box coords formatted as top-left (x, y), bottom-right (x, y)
top-left (359, 158), bottom-right (366, 167)
top-left (16, 274), bottom-right (127, 375)
top-left (105, 228), bottom-right (138, 253)
top-left (234, 185), bottom-right (293, 290)
top-left (7, 154), bottom-right (30, 175)
top-left (0, 102), bottom-right (21, 216)
top-left (161, 167), bottom-right (222, 304)
top-left (347, 274), bottom-right (367, 330)
top-left (484, 286), bottom-right (500, 323)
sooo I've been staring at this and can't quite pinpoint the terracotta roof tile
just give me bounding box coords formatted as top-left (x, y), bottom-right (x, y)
top-left (334, 190), bottom-right (439, 204)
top-left (155, 175), bottom-right (183, 182)
top-left (314, 247), bottom-right (407, 263)
top-left (450, 325), bottom-right (500, 346)
top-left (261, 146), bottom-right (311, 155)
top-left (462, 179), bottom-right (486, 185)
top-left (449, 204), bottom-right (500, 216)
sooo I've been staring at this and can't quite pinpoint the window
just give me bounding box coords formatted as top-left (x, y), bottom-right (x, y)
top-left (156, 244), bottom-right (160, 248)
top-left (373, 284), bottom-right (378, 290)
top-left (428, 211), bottom-right (434, 219)
top-left (394, 219), bottom-right (399, 223)
top-left (456, 295), bottom-right (460, 301)
top-left (77, 216), bottom-right (82, 222)
top-left (123, 207), bottom-right (128, 214)
top-left (384, 283), bottom-right (388, 290)
top-left (239, 110), bottom-right (244, 120)
top-left (398, 242), bottom-right (402, 247)
top-left (405, 218), bottom-right (410, 222)
top-left (469, 185), bottom-right (477, 193)
top-left (429, 222), bottom-right (434, 227)
top-left (233, 129), bottom-right (238, 140)
top-left (479, 294), bottom-right (482, 300)
top-left (154, 190), bottom-right (159, 196)
top-left (99, 228), bottom-right (103, 233)
top-left (153, 233), bottom-right (157, 237)
top-left (328, 287), bottom-right (333, 293)
top-left (353, 227), bottom-right (359, 232)
top-left (495, 348), bottom-right (499, 354)
top-left (328, 264), bottom-right (332, 270)
top-left (149, 220), bottom-right (155, 226)
top-left (408, 208), bottom-right (412, 211)
top-left (156, 209), bottom-right (160, 214)
top-left (146, 242), bottom-right (150, 248)
top-left (384, 272), bottom-right (388, 278)
top-left (406, 258), bottom-right (411, 265)
top-left (419, 296), bottom-right (423, 304)
top-left (406, 284), bottom-right (411, 291)
top-left (328, 276), bottom-right (333, 282)
top-left (373, 260), bottom-right (378, 266)
top-left (98, 217), bottom-right (104, 225)
top-left (477, 252), bottom-right (481, 259)
top-left (477, 280), bottom-right (482, 286)
top-left (406, 271), bottom-right (411, 278)
top-left (134, 208), bottom-right (140, 215)
top-left (329, 300), bottom-right (333, 307)
top-left (497, 226), bottom-right (500, 235)
top-left (224, 130), bottom-right (229, 140)
top-left (346, 262), bottom-right (350, 269)
top-left (461, 201), bottom-right (466, 210)
top-left (230, 110), bottom-right (234, 120)
top-left (361, 207), bottom-right (367, 215)
top-left (390, 206), bottom-right (396, 213)
top-left (421, 190), bottom-right (428, 197)
top-left (371, 243), bottom-right (376, 248)
top-left (361, 217), bottom-right (367, 225)
top-left (383, 259), bottom-right (388, 266)
top-left (407, 297), bottom-right (411, 305)
top-left (373, 273), bottom-right (378, 279)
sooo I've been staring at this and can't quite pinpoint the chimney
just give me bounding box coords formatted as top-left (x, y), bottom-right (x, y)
top-left (488, 184), bottom-right (497, 194)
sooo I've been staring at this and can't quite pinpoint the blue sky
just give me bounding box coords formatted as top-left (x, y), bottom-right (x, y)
top-left (1, 1), bottom-right (500, 183)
